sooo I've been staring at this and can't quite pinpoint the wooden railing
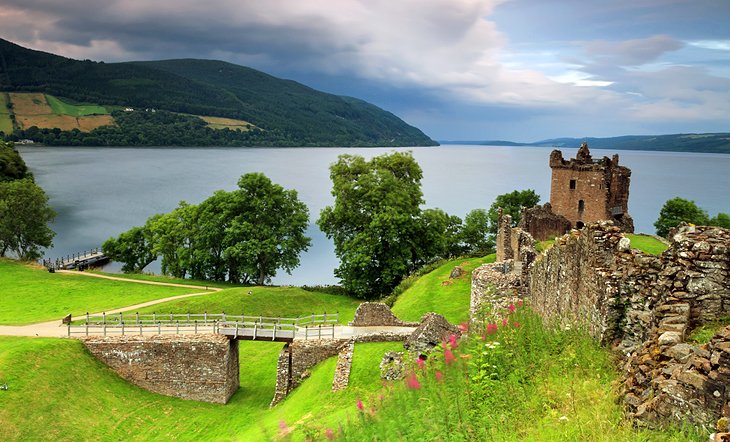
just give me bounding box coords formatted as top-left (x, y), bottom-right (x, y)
top-left (66, 311), bottom-right (340, 341)
top-left (41, 247), bottom-right (108, 271)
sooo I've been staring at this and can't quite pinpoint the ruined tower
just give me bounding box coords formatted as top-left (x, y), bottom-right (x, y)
top-left (548, 143), bottom-right (634, 232)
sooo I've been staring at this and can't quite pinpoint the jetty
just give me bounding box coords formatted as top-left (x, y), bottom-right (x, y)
top-left (41, 247), bottom-right (109, 271)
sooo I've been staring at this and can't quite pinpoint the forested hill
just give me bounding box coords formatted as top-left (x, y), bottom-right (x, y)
top-left (0, 38), bottom-right (436, 147)
top-left (442, 133), bottom-right (730, 154)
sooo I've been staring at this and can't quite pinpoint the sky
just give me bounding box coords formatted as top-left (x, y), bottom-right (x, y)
top-left (1, 0), bottom-right (729, 142)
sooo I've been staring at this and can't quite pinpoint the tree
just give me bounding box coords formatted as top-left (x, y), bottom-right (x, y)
top-left (102, 225), bottom-right (156, 273)
top-left (0, 140), bottom-right (31, 182)
top-left (318, 152), bottom-right (427, 299)
top-left (486, 189), bottom-right (541, 236)
top-left (461, 209), bottom-right (494, 255)
top-left (654, 197), bottom-right (709, 237)
top-left (0, 178), bottom-right (56, 260)
top-left (710, 213), bottom-right (730, 229)
top-left (220, 173), bottom-right (312, 285)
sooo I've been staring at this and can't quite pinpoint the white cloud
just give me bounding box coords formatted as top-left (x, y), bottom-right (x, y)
top-left (688, 40), bottom-right (730, 51)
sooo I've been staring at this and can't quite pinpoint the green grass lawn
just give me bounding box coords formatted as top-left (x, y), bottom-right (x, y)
top-left (45, 94), bottom-right (109, 116)
top-left (93, 270), bottom-right (242, 289)
top-left (0, 336), bottom-right (402, 441)
top-left (626, 233), bottom-right (668, 255)
top-left (130, 285), bottom-right (362, 324)
top-left (0, 259), bottom-right (197, 325)
top-left (391, 254), bottom-right (495, 324)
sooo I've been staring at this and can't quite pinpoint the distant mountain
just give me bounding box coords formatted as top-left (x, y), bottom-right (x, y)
top-left (0, 38), bottom-right (436, 147)
top-left (441, 133), bottom-right (730, 154)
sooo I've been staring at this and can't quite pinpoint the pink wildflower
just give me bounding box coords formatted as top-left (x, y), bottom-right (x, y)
top-left (502, 318), bottom-right (508, 327)
top-left (325, 428), bottom-right (335, 440)
top-left (449, 334), bottom-right (459, 349)
top-left (486, 323), bottom-right (498, 335)
top-left (278, 420), bottom-right (289, 436)
top-left (444, 348), bottom-right (456, 365)
top-left (416, 358), bottom-right (425, 370)
top-left (518, 299), bottom-right (524, 307)
top-left (513, 321), bottom-right (520, 328)
top-left (406, 372), bottom-right (422, 390)
top-left (508, 303), bottom-right (516, 313)
top-left (357, 399), bottom-right (364, 411)
top-left (458, 322), bottom-right (469, 333)
top-left (435, 370), bottom-right (444, 381)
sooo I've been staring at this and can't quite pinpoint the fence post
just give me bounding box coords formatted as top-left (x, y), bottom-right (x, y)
top-left (169, 312), bottom-right (173, 322)
top-left (136, 312), bottom-right (139, 323)
top-left (204, 311), bottom-right (208, 323)
top-left (222, 311), bottom-right (226, 322)
top-left (235, 322), bottom-right (239, 339)
top-left (194, 320), bottom-right (198, 334)
top-left (121, 321), bottom-right (125, 336)
top-left (176, 320), bottom-right (179, 334)
top-left (85, 322), bottom-right (89, 336)
top-left (102, 312), bottom-right (106, 324)
top-left (324, 311), bottom-right (327, 323)
top-left (272, 323), bottom-right (277, 341)
top-left (318, 324), bottom-right (322, 339)
top-left (158, 322), bottom-right (161, 335)
top-left (253, 322), bottom-right (258, 340)
top-left (103, 323), bottom-right (107, 337)
top-left (153, 312), bottom-right (156, 322)
top-left (86, 312), bottom-right (89, 323)
top-left (67, 322), bottom-right (71, 337)
top-left (336, 311), bottom-right (339, 323)
top-left (139, 324), bottom-right (143, 336)
top-left (119, 312), bottom-right (123, 324)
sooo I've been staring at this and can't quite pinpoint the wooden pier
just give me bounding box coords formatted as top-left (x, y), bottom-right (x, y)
top-left (41, 247), bottom-right (109, 271)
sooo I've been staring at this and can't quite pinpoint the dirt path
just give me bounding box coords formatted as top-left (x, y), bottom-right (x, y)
top-left (0, 272), bottom-right (222, 338)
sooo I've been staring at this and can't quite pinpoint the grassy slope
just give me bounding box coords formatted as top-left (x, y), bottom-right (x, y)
top-left (626, 233), bottom-right (668, 255)
top-left (391, 255), bottom-right (496, 324)
top-left (0, 259), bottom-right (198, 325)
top-left (0, 93), bottom-right (12, 134)
top-left (0, 335), bottom-right (402, 441)
top-left (130, 286), bottom-right (362, 324)
top-left (45, 94), bottom-right (109, 116)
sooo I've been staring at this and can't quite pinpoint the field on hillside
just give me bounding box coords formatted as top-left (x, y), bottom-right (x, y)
top-left (8, 92), bottom-right (113, 132)
top-left (0, 93), bottom-right (12, 134)
top-left (200, 115), bottom-right (254, 131)
top-left (0, 260), bottom-right (197, 325)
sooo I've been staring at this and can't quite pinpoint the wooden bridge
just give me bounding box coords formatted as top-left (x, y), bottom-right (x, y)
top-left (41, 247), bottom-right (109, 271)
top-left (66, 311), bottom-right (340, 342)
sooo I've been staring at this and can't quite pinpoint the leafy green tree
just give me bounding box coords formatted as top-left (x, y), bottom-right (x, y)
top-left (149, 203), bottom-right (200, 279)
top-left (418, 208), bottom-right (464, 260)
top-left (218, 173), bottom-right (312, 285)
top-left (654, 197), bottom-right (709, 237)
top-left (486, 189), bottom-right (541, 236)
top-left (318, 152), bottom-right (427, 299)
top-left (461, 208), bottom-right (494, 255)
top-left (0, 140), bottom-right (31, 182)
top-left (710, 213), bottom-right (730, 229)
top-left (102, 225), bottom-right (156, 273)
top-left (0, 178), bottom-right (56, 260)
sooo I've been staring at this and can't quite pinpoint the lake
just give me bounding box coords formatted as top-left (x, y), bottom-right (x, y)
top-left (17, 145), bottom-right (730, 285)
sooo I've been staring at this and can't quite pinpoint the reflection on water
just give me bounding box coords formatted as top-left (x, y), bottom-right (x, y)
top-left (17, 145), bottom-right (730, 285)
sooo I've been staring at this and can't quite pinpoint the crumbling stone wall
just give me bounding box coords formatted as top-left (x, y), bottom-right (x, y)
top-left (519, 203), bottom-right (571, 242)
top-left (271, 331), bottom-right (409, 406)
top-left (470, 260), bottom-right (522, 320)
top-left (350, 302), bottom-right (419, 327)
top-left (82, 334), bottom-right (239, 404)
top-left (522, 222), bottom-right (730, 427)
top-left (496, 212), bottom-right (514, 262)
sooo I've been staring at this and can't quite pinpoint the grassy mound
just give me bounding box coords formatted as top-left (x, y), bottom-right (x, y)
top-left (0, 259), bottom-right (195, 325)
top-left (0, 336), bottom-right (402, 441)
top-left (626, 233), bottom-right (668, 255)
top-left (391, 255), bottom-right (495, 324)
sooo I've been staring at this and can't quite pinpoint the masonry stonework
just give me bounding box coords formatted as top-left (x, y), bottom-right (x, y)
top-left (82, 334), bottom-right (239, 404)
top-left (549, 143), bottom-right (633, 232)
top-left (349, 302), bottom-right (419, 327)
top-left (473, 222), bottom-right (730, 428)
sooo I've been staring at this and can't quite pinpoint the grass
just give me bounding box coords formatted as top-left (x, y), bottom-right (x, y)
top-left (391, 254), bottom-right (495, 324)
top-left (92, 270), bottom-right (241, 289)
top-left (199, 115), bottom-right (254, 131)
top-left (335, 306), bottom-right (704, 441)
top-left (535, 239), bottom-right (555, 253)
top-left (626, 234), bottom-right (668, 255)
top-left (689, 316), bottom-right (730, 344)
top-left (0, 93), bottom-right (12, 134)
top-left (0, 335), bottom-right (402, 441)
top-left (45, 95), bottom-right (109, 116)
top-left (0, 259), bottom-right (198, 325)
top-left (130, 285), bottom-right (362, 324)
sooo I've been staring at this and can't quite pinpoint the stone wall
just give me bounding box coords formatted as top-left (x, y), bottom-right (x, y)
top-left (520, 222), bottom-right (730, 427)
top-left (518, 203), bottom-right (571, 242)
top-left (496, 212), bottom-right (514, 262)
top-left (470, 261), bottom-right (522, 320)
top-left (270, 331), bottom-right (410, 406)
top-left (82, 334), bottom-right (239, 404)
top-left (349, 302), bottom-right (419, 327)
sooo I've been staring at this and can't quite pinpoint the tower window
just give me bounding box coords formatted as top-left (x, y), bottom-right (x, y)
top-left (569, 179), bottom-right (576, 190)
top-left (578, 200), bottom-right (585, 212)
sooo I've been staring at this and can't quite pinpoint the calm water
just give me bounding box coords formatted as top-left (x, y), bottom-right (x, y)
top-left (17, 145), bottom-right (730, 285)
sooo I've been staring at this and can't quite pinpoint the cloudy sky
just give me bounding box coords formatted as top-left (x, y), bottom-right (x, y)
top-left (1, 0), bottom-right (728, 141)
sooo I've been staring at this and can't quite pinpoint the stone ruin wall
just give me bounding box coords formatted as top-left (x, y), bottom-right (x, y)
top-left (82, 334), bottom-right (239, 404)
top-left (270, 331), bottom-right (410, 407)
top-left (518, 203), bottom-right (572, 242)
top-left (523, 222), bottom-right (730, 428)
top-left (349, 302), bottom-right (420, 327)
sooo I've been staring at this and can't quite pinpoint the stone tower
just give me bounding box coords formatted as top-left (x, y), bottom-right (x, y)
top-left (548, 143), bottom-right (634, 232)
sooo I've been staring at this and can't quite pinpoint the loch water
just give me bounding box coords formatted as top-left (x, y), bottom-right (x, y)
top-left (17, 145), bottom-right (730, 285)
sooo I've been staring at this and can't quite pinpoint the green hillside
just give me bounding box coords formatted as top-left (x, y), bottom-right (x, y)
top-left (0, 38), bottom-right (436, 147)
